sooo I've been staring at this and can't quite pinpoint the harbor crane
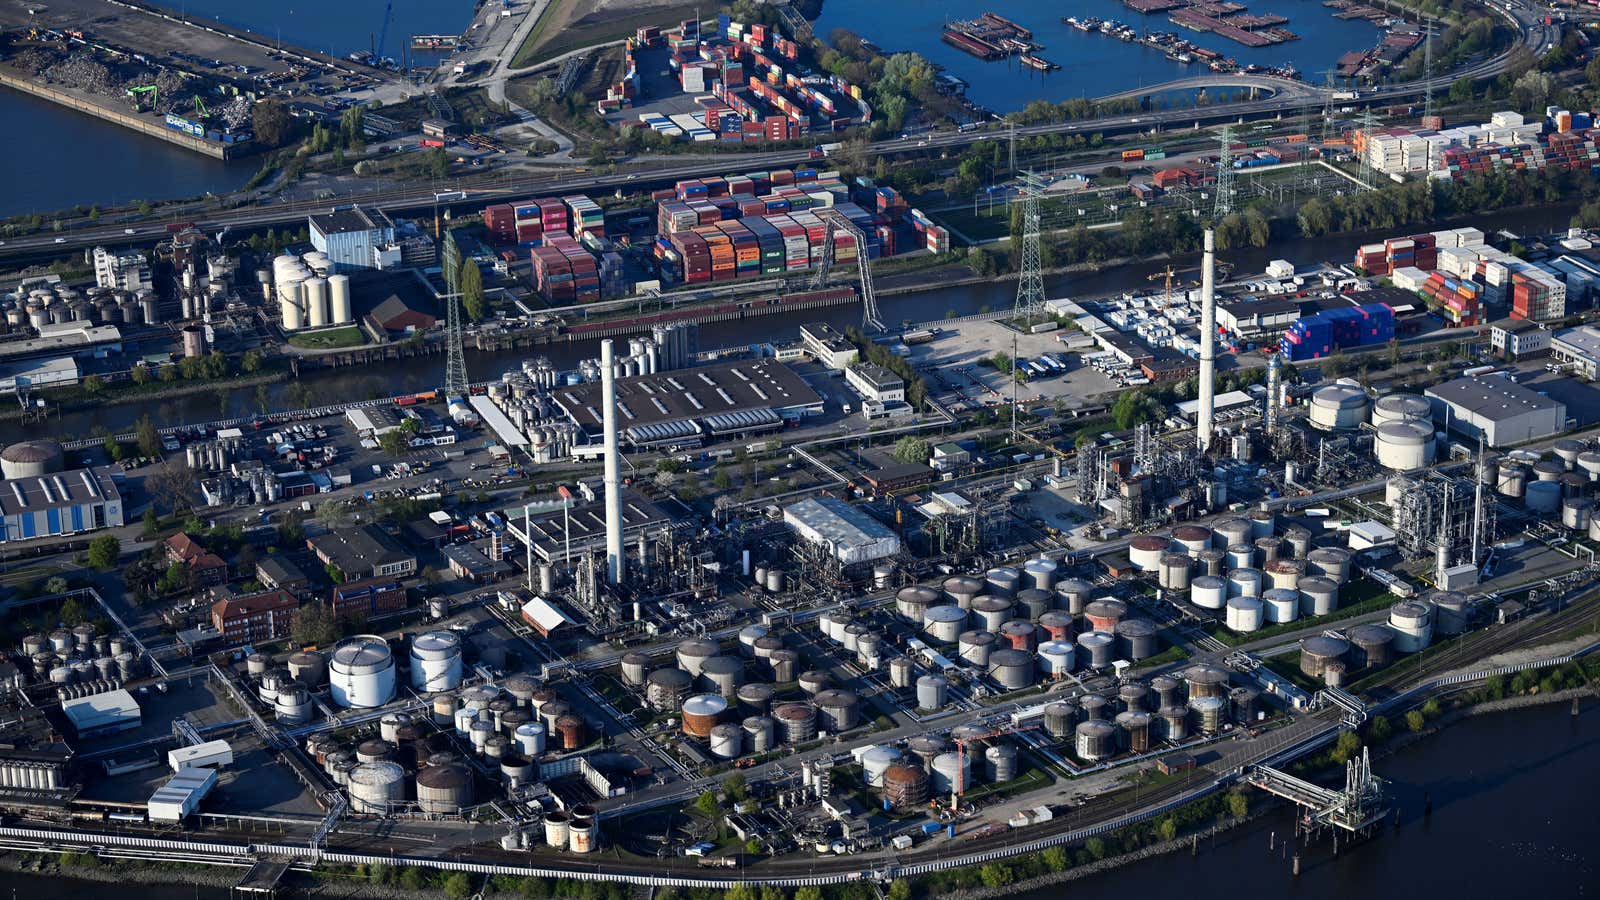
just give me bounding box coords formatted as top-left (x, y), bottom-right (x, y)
top-left (373, 0), bottom-right (394, 65)
top-left (126, 84), bottom-right (158, 111)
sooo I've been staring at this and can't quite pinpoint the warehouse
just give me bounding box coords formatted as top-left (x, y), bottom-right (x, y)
top-left (1426, 376), bottom-right (1568, 447)
top-left (0, 466), bottom-right (125, 542)
top-left (783, 496), bottom-right (900, 564)
top-left (147, 767), bottom-right (217, 822)
top-left (309, 525), bottom-right (417, 579)
top-left (509, 489), bottom-right (671, 564)
top-left (553, 359), bottom-right (823, 449)
top-left (61, 689), bottom-right (141, 738)
top-left (1551, 324), bottom-right (1600, 378)
top-left (167, 740), bottom-right (233, 772)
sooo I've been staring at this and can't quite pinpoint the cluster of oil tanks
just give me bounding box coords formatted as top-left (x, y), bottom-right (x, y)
top-left (1299, 589), bottom-right (1473, 685)
top-left (1488, 439), bottom-right (1600, 535)
top-left (1309, 387), bottom-right (1438, 472)
top-left (891, 560), bottom-right (1160, 691)
top-left (1134, 511), bottom-right (1353, 634)
top-left (483, 365), bottom-right (582, 465)
top-left (0, 283), bottom-right (161, 332)
top-left (854, 730), bottom-right (1025, 808)
top-left (18, 626), bottom-right (142, 700)
top-left (1040, 665), bottom-right (1258, 762)
top-left (272, 253), bottom-right (354, 331)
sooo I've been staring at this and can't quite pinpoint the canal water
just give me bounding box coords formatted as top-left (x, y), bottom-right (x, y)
top-left (1019, 701), bottom-right (1597, 898)
top-left (0, 204), bottom-right (1578, 444)
top-left (815, 0), bottom-right (1386, 113)
top-left (164, 0), bottom-right (477, 64)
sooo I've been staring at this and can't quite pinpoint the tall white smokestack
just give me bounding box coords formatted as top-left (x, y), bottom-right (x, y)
top-left (1197, 228), bottom-right (1217, 453)
top-left (601, 339), bottom-right (624, 586)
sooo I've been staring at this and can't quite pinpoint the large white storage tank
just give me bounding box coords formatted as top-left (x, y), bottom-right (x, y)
top-left (1371, 393), bottom-right (1431, 427)
top-left (329, 635), bottom-right (397, 708)
top-left (329, 274), bottom-right (353, 324)
top-left (409, 631), bottom-right (464, 692)
top-left (304, 277), bottom-right (330, 328)
top-left (347, 761), bottom-right (405, 813)
top-left (279, 281), bottom-right (304, 331)
top-left (1375, 421), bottom-right (1436, 471)
top-left (1309, 385), bottom-right (1369, 430)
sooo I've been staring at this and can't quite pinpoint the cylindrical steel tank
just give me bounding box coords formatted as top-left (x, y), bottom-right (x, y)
top-left (1265, 558), bottom-right (1303, 591)
top-left (409, 631), bottom-right (463, 692)
top-left (1151, 675), bottom-right (1184, 709)
top-left (1016, 588), bottom-right (1053, 622)
top-left (984, 743), bottom-right (1019, 782)
top-left (923, 605), bottom-right (968, 642)
top-left (1038, 640), bottom-right (1075, 677)
top-left (888, 657), bottom-right (915, 689)
top-left (1114, 711), bottom-right (1152, 753)
top-left (1118, 681), bottom-right (1149, 713)
top-left (985, 566), bottom-right (1021, 597)
top-left (1159, 553), bottom-right (1193, 591)
top-left (1084, 599), bottom-right (1128, 632)
top-left (814, 689), bottom-right (861, 732)
top-left (1348, 624), bottom-right (1397, 668)
top-left (1533, 459), bottom-right (1565, 482)
top-left (709, 723), bottom-right (743, 759)
top-left (1526, 480), bottom-right (1563, 514)
top-left (1498, 461), bottom-right (1529, 499)
top-left (798, 670), bottom-right (831, 695)
top-left (1080, 694), bottom-right (1110, 723)
top-left (1191, 575), bottom-right (1227, 610)
top-left (1129, 535), bottom-right (1171, 571)
top-left (675, 638), bottom-right (720, 677)
top-left (287, 651), bottom-right (325, 687)
top-left (1309, 384), bottom-right (1369, 430)
top-left (1376, 421), bottom-right (1436, 470)
top-left (1262, 588), bottom-right (1301, 624)
top-left (736, 682), bottom-right (775, 715)
top-left (1300, 636), bottom-right (1350, 678)
top-left (862, 745), bottom-right (903, 787)
top-left (681, 694), bottom-right (729, 737)
top-left (329, 635), bottom-right (396, 708)
top-left (1388, 601), bottom-right (1435, 653)
top-left (897, 586), bottom-right (939, 621)
top-left (1115, 618), bottom-right (1158, 660)
top-left (1372, 392), bottom-right (1431, 427)
top-left (1563, 497), bottom-right (1594, 531)
top-left (943, 575), bottom-right (984, 608)
top-left (987, 649), bottom-right (1034, 690)
top-left (883, 764), bottom-right (929, 808)
top-left (1038, 610), bottom-right (1074, 642)
top-left (1299, 576), bottom-right (1340, 617)
top-left (1430, 591), bottom-right (1473, 636)
top-left (1173, 525), bottom-right (1213, 556)
top-left (1185, 664), bottom-right (1230, 699)
top-left (1189, 695), bottom-right (1227, 735)
top-left (347, 761), bottom-right (406, 814)
top-left (416, 764), bottom-right (473, 815)
top-left (1225, 596), bottom-right (1264, 632)
top-left (1075, 720), bottom-right (1116, 761)
top-left (773, 702), bottom-right (818, 743)
top-left (1230, 686), bottom-right (1261, 724)
top-left (742, 716), bottom-right (776, 754)
top-left (1055, 577), bottom-right (1094, 615)
top-left (971, 596), bottom-right (1013, 632)
top-left (916, 674), bottom-right (948, 710)
top-left (1227, 567), bottom-right (1264, 598)
top-left (1157, 706), bottom-right (1189, 742)
top-left (959, 629), bottom-right (997, 667)
top-left (554, 714), bottom-right (587, 750)
top-left (999, 619), bottom-right (1038, 652)
top-left (646, 668), bottom-right (694, 711)
top-left (699, 656), bottom-right (744, 698)
top-left (621, 651), bottom-right (652, 686)
top-left (767, 649), bottom-right (799, 683)
top-left (930, 751), bottom-right (971, 795)
top-left (1213, 517), bottom-right (1254, 549)
top-left (543, 812), bottom-right (570, 848)
top-left (1076, 631), bottom-right (1115, 669)
top-left (1283, 525), bottom-right (1313, 559)
top-left (1023, 557), bottom-right (1059, 592)
top-left (513, 721), bottom-right (548, 756)
top-left (1044, 701), bottom-right (1079, 739)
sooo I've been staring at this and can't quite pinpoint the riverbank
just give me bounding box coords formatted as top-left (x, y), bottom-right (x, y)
top-left (0, 69), bottom-right (237, 160)
top-left (1, 370), bottom-right (289, 431)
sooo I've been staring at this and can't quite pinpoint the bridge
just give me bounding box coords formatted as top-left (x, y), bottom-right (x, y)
top-left (1097, 74), bottom-right (1310, 104)
top-left (1243, 748), bottom-right (1388, 834)
top-left (1314, 685), bottom-right (1369, 728)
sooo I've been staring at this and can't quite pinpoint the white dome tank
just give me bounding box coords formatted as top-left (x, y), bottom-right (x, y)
top-left (304, 277), bottom-right (330, 328)
top-left (1225, 596), bottom-right (1264, 632)
top-left (329, 274), bottom-right (353, 324)
top-left (1371, 393), bottom-right (1431, 427)
top-left (409, 631), bottom-right (464, 692)
top-left (1309, 385), bottom-right (1369, 430)
top-left (1375, 421), bottom-right (1436, 471)
top-left (329, 635), bottom-right (396, 708)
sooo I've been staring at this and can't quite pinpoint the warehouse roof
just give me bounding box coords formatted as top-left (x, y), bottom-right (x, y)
top-left (310, 206), bottom-right (393, 236)
top-left (1426, 376), bottom-right (1564, 421)
top-left (553, 359), bottom-right (822, 440)
top-left (1554, 324), bottom-right (1600, 360)
top-left (0, 466), bottom-right (121, 518)
top-left (346, 407), bottom-right (402, 435)
top-left (309, 525), bottom-right (413, 576)
top-left (61, 689), bottom-right (140, 735)
top-left (784, 496), bottom-right (895, 548)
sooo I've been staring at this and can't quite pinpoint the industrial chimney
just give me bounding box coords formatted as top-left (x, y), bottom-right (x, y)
top-left (600, 340), bottom-right (624, 586)
top-left (1196, 228), bottom-right (1217, 453)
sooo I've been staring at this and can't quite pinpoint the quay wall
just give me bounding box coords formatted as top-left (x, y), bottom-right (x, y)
top-left (0, 69), bottom-right (236, 160)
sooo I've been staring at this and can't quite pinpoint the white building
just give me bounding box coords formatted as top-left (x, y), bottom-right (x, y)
top-left (309, 206), bottom-right (397, 272)
top-left (148, 767), bottom-right (216, 822)
top-left (845, 363), bottom-right (905, 405)
top-left (92, 246), bottom-right (151, 292)
top-left (783, 496), bottom-right (900, 564)
top-left (167, 739), bottom-right (233, 772)
top-left (800, 322), bottom-right (859, 370)
top-left (1425, 376), bottom-right (1567, 447)
top-left (61, 689), bottom-right (140, 737)
top-left (1490, 318), bottom-right (1551, 360)
top-left (1551, 325), bottom-right (1600, 378)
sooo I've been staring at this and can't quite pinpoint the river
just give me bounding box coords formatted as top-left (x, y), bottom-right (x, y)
top-left (0, 702), bottom-right (1587, 896)
top-left (0, 203), bottom-right (1578, 445)
top-left (1018, 701), bottom-right (1597, 898)
top-left (816, 0), bottom-right (1385, 113)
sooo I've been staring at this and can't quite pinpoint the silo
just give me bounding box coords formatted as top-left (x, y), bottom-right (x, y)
top-left (1115, 711), bottom-right (1152, 753)
top-left (916, 675), bottom-right (948, 710)
top-left (1227, 567), bottom-right (1264, 598)
top-left (1265, 558), bottom-right (1303, 591)
top-left (767, 649), bottom-right (799, 683)
top-left (1196, 549), bottom-right (1227, 577)
top-left (1173, 525), bottom-right (1212, 557)
top-left (1076, 631), bottom-right (1115, 669)
top-left (245, 653), bottom-right (270, 677)
top-left (1074, 720), bottom-right (1116, 761)
top-left (1375, 421), bottom-right (1436, 470)
top-left (328, 274), bottom-right (353, 323)
top-left (1388, 601), bottom-right (1435, 652)
top-left (416, 765), bottom-right (473, 815)
top-left (346, 763), bottom-right (406, 814)
top-left (303, 277), bottom-right (329, 328)
top-left (842, 624), bottom-right (869, 654)
top-left (1190, 576), bottom-right (1227, 609)
top-left (1118, 681), bottom-right (1149, 712)
top-left (675, 638), bottom-right (719, 677)
top-left (988, 649), bottom-right (1034, 689)
top-left (736, 624), bottom-right (769, 657)
top-left (1372, 392), bottom-right (1431, 427)
top-left (1084, 599), bottom-right (1127, 632)
top-left (896, 586), bottom-right (938, 621)
top-left (1308, 384), bottom-right (1369, 430)
top-left (1348, 624), bottom-right (1397, 669)
top-left (1300, 636), bottom-right (1350, 679)
top-left (1579, 451), bottom-right (1600, 482)
top-left (470, 720), bottom-right (495, 751)
top-left (1159, 554), bottom-right (1193, 591)
top-left (1307, 548), bottom-right (1352, 583)
top-left (923, 605), bottom-right (968, 643)
top-left (542, 812), bottom-right (570, 848)
top-left (773, 702), bottom-right (818, 743)
top-left (1299, 576), bottom-right (1340, 617)
top-left (930, 752), bottom-right (970, 795)
top-left (1038, 611), bottom-right (1074, 642)
top-left (1044, 701), bottom-right (1078, 738)
top-left (1262, 588), bottom-right (1301, 624)
top-left (815, 689), bottom-right (860, 732)
top-left (1038, 640), bottom-right (1075, 677)
top-left (798, 670), bottom-right (831, 695)
top-left (1115, 618), bottom-right (1158, 660)
top-left (1151, 675), bottom-right (1184, 709)
top-left (1157, 706), bottom-right (1189, 742)
top-left (274, 684), bottom-right (313, 724)
top-left (984, 744), bottom-right (1019, 782)
top-left (1563, 497), bottom-right (1593, 531)
top-left (1430, 591), bottom-right (1473, 636)
top-left (1189, 696), bottom-right (1227, 735)
top-left (646, 668), bottom-right (693, 711)
top-left (883, 765), bottom-right (930, 808)
top-left (409, 631), bottom-right (464, 692)
top-left (888, 657), bottom-right (915, 689)
top-left (943, 575), bottom-right (983, 609)
top-left (1023, 557), bottom-right (1059, 591)
top-left (971, 596), bottom-right (1013, 632)
top-left (1225, 596), bottom-right (1264, 632)
top-left (1184, 664), bottom-right (1230, 699)
top-left (513, 721), bottom-right (548, 756)
top-left (985, 566), bottom-right (1021, 598)
top-left (681, 694), bottom-right (729, 737)
top-left (620, 652), bottom-right (653, 687)
top-left (141, 293), bottom-right (160, 325)
top-left (1016, 588), bottom-right (1053, 621)
top-left (862, 745), bottom-right (903, 786)
top-left (742, 716), bottom-right (776, 754)
top-left (736, 682), bottom-right (775, 714)
top-left (752, 635), bottom-right (784, 660)
top-left (1129, 535), bottom-right (1171, 571)
top-left (1055, 577), bottom-right (1094, 615)
top-left (709, 723), bottom-right (743, 760)
top-left (181, 325), bottom-right (207, 357)
top-left (699, 656), bottom-right (744, 698)
top-left (329, 635), bottom-right (396, 708)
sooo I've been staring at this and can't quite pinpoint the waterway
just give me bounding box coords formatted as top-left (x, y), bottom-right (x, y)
top-left (0, 202), bottom-right (1576, 445)
top-left (163, 0), bottom-right (476, 64)
top-left (1019, 701), bottom-right (1597, 898)
top-left (815, 0), bottom-right (1386, 113)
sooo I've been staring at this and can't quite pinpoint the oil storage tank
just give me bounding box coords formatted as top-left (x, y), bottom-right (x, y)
top-left (1076, 631), bottom-right (1115, 669)
top-left (416, 764), bottom-right (472, 815)
top-left (329, 636), bottom-right (396, 708)
top-left (1375, 421), bottom-right (1436, 470)
top-left (896, 586), bottom-right (938, 621)
top-left (987, 649), bottom-right (1034, 690)
top-left (347, 761), bottom-right (405, 814)
top-left (1309, 384), bottom-right (1369, 430)
top-left (1388, 601), bottom-right (1434, 652)
top-left (923, 605), bottom-right (968, 642)
top-left (409, 631), bottom-right (463, 692)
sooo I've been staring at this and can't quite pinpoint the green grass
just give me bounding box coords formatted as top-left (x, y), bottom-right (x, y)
top-left (511, 0), bottom-right (710, 69)
top-left (287, 326), bottom-right (368, 350)
top-left (1136, 643), bottom-right (1191, 668)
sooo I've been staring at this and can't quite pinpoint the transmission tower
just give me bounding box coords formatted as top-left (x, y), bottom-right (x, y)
top-left (441, 230), bottom-right (470, 399)
top-left (1356, 108), bottom-right (1380, 189)
top-left (1319, 70), bottom-right (1338, 146)
top-left (1013, 170), bottom-right (1047, 325)
top-left (1214, 124), bottom-right (1236, 221)
top-left (1422, 15), bottom-right (1435, 122)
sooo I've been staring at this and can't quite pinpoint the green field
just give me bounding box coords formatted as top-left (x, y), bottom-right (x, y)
top-left (511, 0), bottom-right (710, 69)
top-left (288, 326), bottom-right (367, 350)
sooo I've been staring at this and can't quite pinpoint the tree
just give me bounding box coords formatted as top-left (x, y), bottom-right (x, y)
top-left (83, 374), bottom-right (106, 395)
top-left (1157, 817), bottom-right (1178, 841)
top-left (102, 432), bottom-right (124, 462)
top-left (723, 772), bottom-right (748, 801)
top-left (378, 429), bottom-right (410, 457)
top-left (87, 534), bottom-right (121, 570)
top-left (885, 880), bottom-right (911, 900)
top-left (325, 562), bottom-right (346, 585)
top-left (293, 603), bottom-right (340, 646)
top-left (1405, 710), bottom-right (1426, 733)
top-left (130, 363), bottom-right (151, 385)
top-left (440, 872), bottom-right (474, 900)
top-left (713, 469), bottom-right (733, 491)
top-left (44, 576), bottom-right (69, 595)
top-left (795, 889), bottom-right (823, 900)
top-left (1367, 714), bottom-right (1392, 743)
top-left (142, 508), bottom-right (160, 537)
top-left (1421, 698), bottom-right (1442, 720)
top-left (314, 500), bottom-right (351, 532)
top-left (1084, 837), bottom-right (1107, 860)
top-left (1330, 730), bottom-right (1363, 764)
top-left (253, 98), bottom-right (293, 148)
top-left (427, 147), bottom-right (450, 179)
top-left (1041, 845), bottom-right (1068, 871)
top-left (694, 790), bottom-right (720, 818)
top-left (58, 596), bottom-right (85, 625)
top-left (892, 435), bottom-right (930, 464)
top-left (459, 257), bottom-right (486, 322)
top-left (1226, 790), bottom-right (1249, 819)
top-left (978, 863), bottom-right (1013, 888)
top-left (241, 349), bottom-right (263, 374)
top-left (136, 414), bottom-right (162, 457)
top-left (147, 460), bottom-right (196, 514)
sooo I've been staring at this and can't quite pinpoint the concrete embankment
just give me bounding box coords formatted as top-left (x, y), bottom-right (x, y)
top-left (0, 69), bottom-right (237, 160)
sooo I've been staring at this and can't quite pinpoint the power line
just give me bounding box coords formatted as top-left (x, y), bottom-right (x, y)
top-left (441, 230), bottom-right (470, 399)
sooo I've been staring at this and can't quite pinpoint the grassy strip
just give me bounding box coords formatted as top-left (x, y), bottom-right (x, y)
top-left (287, 326), bottom-right (368, 349)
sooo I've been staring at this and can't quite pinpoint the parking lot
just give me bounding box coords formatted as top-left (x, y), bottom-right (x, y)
top-left (906, 320), bottom-right (1122, 412)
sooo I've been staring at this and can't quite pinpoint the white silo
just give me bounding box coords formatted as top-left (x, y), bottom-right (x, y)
top-left (280, 281), bottom-right (304, 331)
top-left (329, 635), bottom-right (396, 708)
top-left (409, 631), bottom-right (464, 692)
top-left (305, 277), bottom-right (330, 328)
top-left (328, 274), bottom-right (353, 324)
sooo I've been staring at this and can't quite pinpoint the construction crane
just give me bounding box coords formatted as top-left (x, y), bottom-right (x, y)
top-left (192, 96), bottom-right (209, 120)
top-left (950, 724), bottom-right (1039, 808)
top-left (126, 84), bottom-right (158, 111)
top-left (1148, 264), bottom-right (1178, 307)
top-left (373, 0), bottom-right (394, 65)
